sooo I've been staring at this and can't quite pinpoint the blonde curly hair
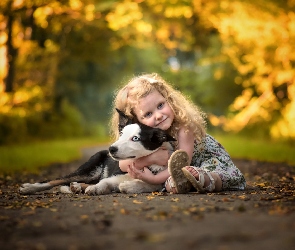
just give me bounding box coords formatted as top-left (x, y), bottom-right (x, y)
top-left (110, 73), bottom-right (207, 143)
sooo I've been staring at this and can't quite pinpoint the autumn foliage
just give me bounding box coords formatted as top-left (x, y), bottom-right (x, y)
top-left (0, 0), bottom-right (294, 144)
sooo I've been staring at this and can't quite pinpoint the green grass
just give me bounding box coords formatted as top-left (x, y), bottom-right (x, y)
top-left (0, 133), bottom-right (294, 174)
top-left (213, 133), bottom-right (295, 166)
top-left (0, 137), bottom-right (110, 174)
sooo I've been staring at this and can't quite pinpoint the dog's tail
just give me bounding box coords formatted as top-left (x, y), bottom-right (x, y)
top-left (19, 150), bottom-right (111, 195)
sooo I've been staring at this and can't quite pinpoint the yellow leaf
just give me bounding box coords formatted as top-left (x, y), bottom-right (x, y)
top-left (238, 195), bottom-right (250, 201)
top-left (0, 216), bottom-right (9, 221)
top-left (133, 200), bottom-right (143, 204)
top-left (146, 196), bottom-right (155, 200)
top-left (80, 215), bottom-right (89, 223)
top-left (120, 208), bottom-right (129, 214)
top-left (257, 183), bottom-right (266, 187)
top-left (222, 198), bottom-right (234, 202)
top-left (33, 221), bottom-right (42, 227)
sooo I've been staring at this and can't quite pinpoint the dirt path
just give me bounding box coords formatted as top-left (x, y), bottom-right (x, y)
top-left (0, 146), bottom-right (295, 250)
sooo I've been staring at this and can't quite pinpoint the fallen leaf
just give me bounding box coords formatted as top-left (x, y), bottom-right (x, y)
top-left (22, 210), bottom-right (36, 216)
top-left (151, 192), bottom-right (167, 196)
top-left (80, 215), bottom-right (89, 223)
top-left (238, 195), bottom-right (250, 201)
top-left (268, 206), bottom-right (289, 215)
top-left (152, 211), bottom-right (170, 220)
top-left (221, 198), bottom-right (234, 202)
top-left (146, 196), bottom-right (155, 200)
top-left (0, 216), bottom-right (9, 221)
top-left (120, 208), bottom-right (129, 214)
top-left (32, 221), bottom-right (43, 227)
top-left (133, 231), bottom-right (165, 243)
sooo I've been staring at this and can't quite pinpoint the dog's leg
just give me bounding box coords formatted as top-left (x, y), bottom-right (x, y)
top-left (19, 182), bottom-right (52, 195)
top-left (19, 150), bottom-right (119, 195)
top-left (85, 175), bottom-right (131, 195)
top-left (19, 179), bottom-right (71, 195)
top-left (19, 175), bottom-right (96, 195)
top-left (119, 180), bottom-right (163, 194)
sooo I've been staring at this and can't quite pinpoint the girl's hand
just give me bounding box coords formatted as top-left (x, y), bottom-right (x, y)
top-left (127, 163), bottom-right (155, 183)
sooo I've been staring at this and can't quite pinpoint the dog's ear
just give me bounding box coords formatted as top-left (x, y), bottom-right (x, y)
top-left (150, 129), bottom-right (176, 144)
top-left (116, 108), bottom-right (133, 132)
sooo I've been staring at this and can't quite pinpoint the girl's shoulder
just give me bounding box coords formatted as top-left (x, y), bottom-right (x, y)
top-left (194, 133), bottom-right (224, 148)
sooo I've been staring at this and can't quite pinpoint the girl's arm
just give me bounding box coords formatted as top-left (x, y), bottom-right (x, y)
top-left (177, 127), bottom-right (195, 163)
top-left (133, 147), bottom-right (170, 170)
top-left (120, 128), bottom-right (194, 184)
top-left (119, 147), bottom-right (170, 172)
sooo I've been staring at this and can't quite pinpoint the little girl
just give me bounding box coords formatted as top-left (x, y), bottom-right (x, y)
top-left (110, 73), bottom-right (246, 193)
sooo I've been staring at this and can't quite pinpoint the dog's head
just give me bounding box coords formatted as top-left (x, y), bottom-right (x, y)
top-left (109, 123), bottom-right (175, 161)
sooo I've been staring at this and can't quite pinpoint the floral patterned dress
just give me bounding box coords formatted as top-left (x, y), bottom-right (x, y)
top-left (190, 134), bottom-right (246, 190)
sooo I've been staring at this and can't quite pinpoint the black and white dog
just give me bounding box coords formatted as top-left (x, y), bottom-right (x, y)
top-left (19, 110), bottom-right (175, 195)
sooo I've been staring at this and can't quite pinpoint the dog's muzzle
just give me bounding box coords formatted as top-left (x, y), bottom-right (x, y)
top-left (109, 146), bottom-right (136, 160)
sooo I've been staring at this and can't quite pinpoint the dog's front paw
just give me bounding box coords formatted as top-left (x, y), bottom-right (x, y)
top-left (85, 185), bottom-right (99, 195)
top-left (85, 183), bottom-right (111, 195)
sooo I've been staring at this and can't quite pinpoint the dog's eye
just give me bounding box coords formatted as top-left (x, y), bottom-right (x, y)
top-left (131, 136), bottom-right (140, 142)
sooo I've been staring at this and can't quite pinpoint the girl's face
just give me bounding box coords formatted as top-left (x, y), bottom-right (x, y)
top-left (133, 90), bottom-right (174, 131)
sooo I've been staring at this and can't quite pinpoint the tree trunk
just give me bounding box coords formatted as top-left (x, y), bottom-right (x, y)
top-left (4, 10), bottom-right (17, 92)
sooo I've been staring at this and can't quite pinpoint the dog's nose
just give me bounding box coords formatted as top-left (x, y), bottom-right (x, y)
top-left (109, 146), bottom-right (118, 155)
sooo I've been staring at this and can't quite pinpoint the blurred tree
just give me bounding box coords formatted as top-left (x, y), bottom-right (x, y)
top-left (0, 0), bottom-right (120, 143)
top-left (1, 0), bottom-right (294, 144)
top-left (202, 0), bottom-right (295, 139)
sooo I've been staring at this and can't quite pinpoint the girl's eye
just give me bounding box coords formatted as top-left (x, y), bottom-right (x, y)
top-left (158, 102), bottom-right (164, 109)
top-left (144, 112), bottom-right (152, 118)
top-left (132, 136), bottom-right (140, 142)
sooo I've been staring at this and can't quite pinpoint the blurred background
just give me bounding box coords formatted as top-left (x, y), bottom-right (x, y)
top-left (0, 0), bottom-right (294, 146)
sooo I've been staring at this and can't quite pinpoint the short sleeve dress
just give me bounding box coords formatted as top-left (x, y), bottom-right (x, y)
top-left (190, 134), bottom-right (246, 190)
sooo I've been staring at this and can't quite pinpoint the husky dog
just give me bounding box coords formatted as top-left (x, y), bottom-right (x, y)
top-left (19, 110), bottom-right (174, 195)
top-left (85, 122), bottom-right (175, 195)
